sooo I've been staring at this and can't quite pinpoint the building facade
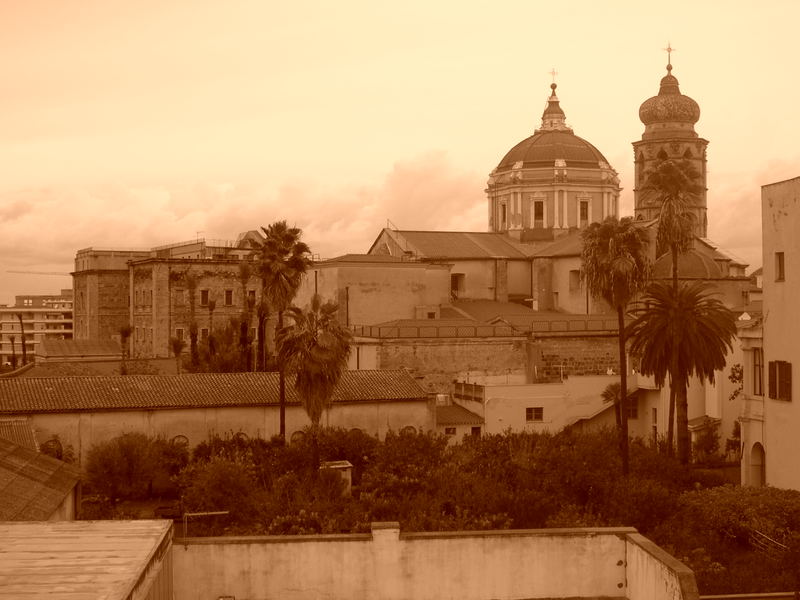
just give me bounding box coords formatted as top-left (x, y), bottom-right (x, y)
top-left (0, 291), bottom-right (73, 367)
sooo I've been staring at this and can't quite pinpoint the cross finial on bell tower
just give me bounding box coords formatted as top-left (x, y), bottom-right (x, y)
top-left (549, 68), bottom-right (558, 84)
top-left (664, 42), bottom-right (675, 71)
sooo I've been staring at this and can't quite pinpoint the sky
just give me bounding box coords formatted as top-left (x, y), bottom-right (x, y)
top-left (1, 0), bottom-right (797, 305)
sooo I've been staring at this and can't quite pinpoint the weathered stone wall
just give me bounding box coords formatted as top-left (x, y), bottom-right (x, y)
top-left (530, 334), bottom-right (618, 382)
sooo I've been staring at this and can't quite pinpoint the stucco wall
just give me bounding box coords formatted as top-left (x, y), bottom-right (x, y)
top-left (26, 400), bottom-right (435, 465)
top-left (171, 525), bottom-right (697, 600)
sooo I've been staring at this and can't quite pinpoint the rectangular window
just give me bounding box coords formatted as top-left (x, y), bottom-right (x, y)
top-left (201, 328), bottom-right (209, 340)
top-left (534, 201), bottom-right (544, 228)
top-left (500, 203), bottom-right (507, 229)
top-left (753, 348), bottom-right (764, 396)
top-left (248, 290), bottom-right (256, 303)
top-left (569, 269), bottom-right (581, 292)
top-left (627, 399), bottom-right (638, 419)
top-left (471, 426), bottom-right (481, 437)
top-left (526, 407), bottom-right (544, 422)
top-left (225, 289), bottom-right (233, 306)
top-left (776, 252), bottom-right (785, 281)
top-left (444, 427), bottom-right (456, 436)
top-left (579, 200), bottom-right (589, 227)
top-left (768, 360), bottom-right (792, 401)
top-left (200, 289), bottom-right (209, 306)
top-left (174, 288), bottom-right (185, 307)
top-left (175, 328), bottom-right (184, 341)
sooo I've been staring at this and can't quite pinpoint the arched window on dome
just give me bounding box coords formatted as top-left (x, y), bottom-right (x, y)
top-left (657, 149), bottom-right (668, 161)
top-left (683, 148), bottom-right (693, 159)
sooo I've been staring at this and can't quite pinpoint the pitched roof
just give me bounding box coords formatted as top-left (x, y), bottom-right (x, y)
top-left (0, 437), bottom-right (80, 520)
top-left (437, 403), bottom-right (484, 426)
top-left (38, 338), bottom-right (122, 359)
top-left (0, 370), bottom-right (428, 414)
top-left (0, 418), bottom-right (38, 450)
top-left (390, 231), bottom-right (531, 259)
top-left (531, 230), bottom-right (583, 258)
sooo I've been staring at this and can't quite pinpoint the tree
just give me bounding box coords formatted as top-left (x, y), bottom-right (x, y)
top-left (185, 273), bottom-right (199, 367)
top-left (207, 298), bottom-right (217, 356)
top-left (8, 335), bottom-right (16, 370)
top-left (277, 295), bottom-right (352, 473)
top-left (252, 221), bottom-right (313, 441)
top-left (119, 325), bottom-right (132, 375)
top-left (170, 336), bottom-right (185, 374)
top-left (581, 216), bottom-right (650, 475)
top-left (640, 158), bottom-right (703, 454)
top-left (627, 282), bottom-right (737, 464)
top-left (15, 313), bottom-right (27, 366)
top-left (238, 260), bottom-right (254, 371)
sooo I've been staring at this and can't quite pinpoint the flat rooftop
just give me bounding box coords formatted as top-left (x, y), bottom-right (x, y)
top-left (0, 520), bottom-right (172, 599)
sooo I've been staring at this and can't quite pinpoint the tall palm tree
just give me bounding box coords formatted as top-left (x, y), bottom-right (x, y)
top-left (627, 282), bottom-right (737, 464)
top-left (238, 260), bottom-right (254, 371)
top-left (15, 313), bottom-right (27, 366)
top-left (640, 159), bottom-right (703, 453)
top-left (581, 216), bottom-right (650, 476)
top-left (252, 221), bottom-right (313, 441)
top-left (277, 294), bottom-right (352, 472)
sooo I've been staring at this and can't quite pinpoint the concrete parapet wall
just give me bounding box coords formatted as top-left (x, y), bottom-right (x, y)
top-left (171, 524), bottom-right (698, 600)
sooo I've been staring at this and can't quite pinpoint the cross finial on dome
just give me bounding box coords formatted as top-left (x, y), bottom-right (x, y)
top-left (549, 68), bottom-right (558, 84)
top-left (664, 42), bottom-right (675, 72)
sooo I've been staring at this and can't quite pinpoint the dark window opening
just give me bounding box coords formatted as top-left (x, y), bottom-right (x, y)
top-left (526, 407), bottom-right (544, 422)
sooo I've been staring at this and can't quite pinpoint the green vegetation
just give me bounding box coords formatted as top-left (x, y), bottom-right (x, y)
top-left (81, 427), bottom-right (800, 594)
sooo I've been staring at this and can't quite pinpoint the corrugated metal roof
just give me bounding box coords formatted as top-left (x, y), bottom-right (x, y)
top-left (0, 437), bottom-right (80, 520)
top-left (0, 418), bottom-right (38, 450)
top-left (0, 370), bottom-right (427, 414)
top-left (0, 520), bottom-right (172, 599)
top-left (437, 404), bottom-right (484, 426)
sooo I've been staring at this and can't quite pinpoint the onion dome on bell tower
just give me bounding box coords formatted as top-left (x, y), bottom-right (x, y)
top-left (486, 79), bottom-right (620, 239)
top-left (632, 49), bottom-right (709, 237)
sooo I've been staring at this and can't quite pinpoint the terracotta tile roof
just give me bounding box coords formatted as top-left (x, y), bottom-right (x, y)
top-left (0, 418), bottom-right (38, 450)
top-left (0, 370), bottom-right (427, 414)
top-left (38, 338), bottom-right (122, 359)
top-left (437, 403), bottom-right (484, 426)
top-left (0, 437), bottom-right (80, 520)
top-left (394, 231), bottom-right (531, 259)
top-left (531, 230), bottom-right (583, 258)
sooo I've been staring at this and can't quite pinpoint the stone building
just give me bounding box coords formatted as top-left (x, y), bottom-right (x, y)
top-left (486, 82), bottom-right (621, 236)
top-left (633, 58), bottom-right (709, 236)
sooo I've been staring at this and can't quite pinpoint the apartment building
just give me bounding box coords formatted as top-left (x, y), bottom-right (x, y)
top-left (0, 290), bottom-right (73, 366)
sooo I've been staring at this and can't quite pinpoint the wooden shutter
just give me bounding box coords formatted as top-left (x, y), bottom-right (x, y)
top-left (768, 361), bottom-right (777, 399)
top-left (779, 361), bottom-right (792, 401)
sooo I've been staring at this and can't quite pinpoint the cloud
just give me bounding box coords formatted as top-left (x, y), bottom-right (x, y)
top-left (0, 152), bottom-right (486, 303)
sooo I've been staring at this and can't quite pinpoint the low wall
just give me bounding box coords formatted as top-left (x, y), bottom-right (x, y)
top-left (171, 524), bottom-right (699, 600)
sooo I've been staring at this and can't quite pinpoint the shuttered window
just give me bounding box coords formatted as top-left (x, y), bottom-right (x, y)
top-left (768, 360), bottom-right (792, 401)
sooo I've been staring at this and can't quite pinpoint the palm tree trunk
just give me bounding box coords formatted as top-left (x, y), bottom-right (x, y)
top-left (278, 309), bottom-right (286, 441)
top-left (311, 423), bottom-right (320, 481)
top-left (666, 383), bottom-right (676, 457)
top-left (676, 373), bottom-right (690, 464)
top-left (617, 305), bottom-right (629, 477)
top-left (666, 242), bottom-right (679, 457)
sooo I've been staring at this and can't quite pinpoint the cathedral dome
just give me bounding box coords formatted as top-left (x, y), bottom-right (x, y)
top-left (639, 64), bottom-right (700, 125)
top-left (652, 249), bottom-right (722, 279)
top-left (495, 83), bottom-right (612, 171)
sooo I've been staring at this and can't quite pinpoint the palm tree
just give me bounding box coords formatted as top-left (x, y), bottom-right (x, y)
top-left (627, 282), bottom-right (737, 464)
top-left (277, 294), bottom-right (352, 473)
top-left (581, 216), bottom-right (650, 476)
top-left (641, 158), bottom-right (703, 453)
top-left (9, 335), bottom-right (17, 370)
top-left (238, 260), bottom-right (254, 371)
top-left (15, 313), bottom-right (27, 366)
top-left (252, 221), bottom-right (313, 441)
top-left (207, 299), bottom-right (217, 356)
top-left (170, 337), bottom-right (185, 374)
top-left (119, 325), bottom-right (132, 375)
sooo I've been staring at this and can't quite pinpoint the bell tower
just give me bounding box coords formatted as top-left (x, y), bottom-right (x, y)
top-left (633, 49), bottom-right (709, 236)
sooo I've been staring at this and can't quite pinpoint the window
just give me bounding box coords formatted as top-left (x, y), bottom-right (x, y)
top-left (500, 203), bottom-right (507, 229)
top-left (526, 407), bottom-right (544, 422)
top-left (225, 289), bottom-right (233, 306)
top-left (776, 252), bottom-right (785, 281)
top-left (569, 269), bottom-right (581, 292)
top-left (450, 274), bottom-right (465, 300)
top-left (444, 427), bottom-right (456, 436)
top-left (627, 399), bottom-right (638, 419)
top-left (427, 312), bottom-right (436, 319)
top-left (201, 328), bottom-right (209, 340)
top-left (579, 200), bottom-right (589, 227)
top-left (175, 328), bottom-right (184, 341)
top-left (534, 200), bottom-right (544, 228)
top-left (174, 289), bottom-right (185, 307)
top-left (248, 290), bottom-right (256, 302)
top-left (753, 348), bottom-right (764, 396)
top-left (471, 426), bottom-right (481, 437)
top-left (768, 360), bottom-right (792, 401)
top-left (200, 290), bottom-right (209, 306)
